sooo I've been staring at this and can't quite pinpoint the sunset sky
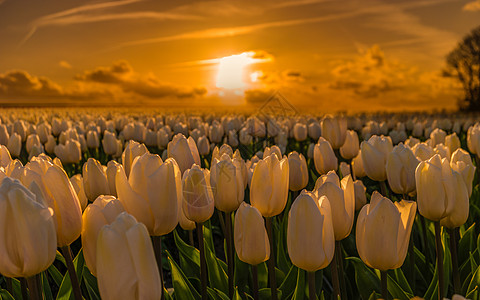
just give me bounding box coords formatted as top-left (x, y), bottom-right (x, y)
top-left (1, 0), bottom-right (479, 112)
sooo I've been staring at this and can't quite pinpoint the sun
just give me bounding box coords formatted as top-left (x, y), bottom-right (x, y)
top-left (215, 53), bottom-right (255, 89)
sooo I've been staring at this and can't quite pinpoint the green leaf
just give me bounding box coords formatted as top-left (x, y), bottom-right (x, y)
top-left (173, 229), bottom-right (200, 278)
top-left (204, 238), bottom-right (229, 294)
top-left (207, 287), bottom-right (230, 300)
top-left (387, 273), bottom-right (412, 300)
top-left (82, 266), bottom-right (100, 300)
top-left (257, 262), bottom-right (268, 289)
top-left (56, 249), bottom-right (85, 300)
top-left (233, 253), bottom-right (250, 295)
top-left (47, 264), bottom-right (63, 287)
top-left (459, 223), bottom-right (476, 264)
top-left (279, 265), bottom-right (298, 300)
top-left (291, 268), bottom-right (305, 300)
top-left (393, 267), bottom-right (413, 295)
top-left (259, 288), bottom-right (282, 300)
top-left (0, 289), bottom-right (15, 300)
top-left (346, 257), bottom-right (380, 300)
top-left (467, 264), bottom-right (480, 299)
top-left (166, 251), bottom-right (199, 300)
top-left (42, 272), bottom-right (54, 300)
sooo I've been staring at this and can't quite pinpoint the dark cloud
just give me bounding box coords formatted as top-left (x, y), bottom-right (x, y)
top-left (0, 70), bottom-right (64, 97)
top-left (244, 88), bottom-right (274, 103)
top-left (76, 60), bottom-right (206, 98)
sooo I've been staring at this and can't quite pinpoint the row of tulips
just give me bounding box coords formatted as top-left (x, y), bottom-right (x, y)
top-left (0, 111), bottom-right (480, 300)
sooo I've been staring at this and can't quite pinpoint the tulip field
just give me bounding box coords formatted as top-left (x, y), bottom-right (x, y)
top-left (1, 108), bottom-right (480, 300)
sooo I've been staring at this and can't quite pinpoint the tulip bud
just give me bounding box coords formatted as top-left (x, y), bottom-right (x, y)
top-left (45, 135), bottom-right (56, 154)
top-left (209, 121), bottom-right (224, 143)
top-left (340, 130), bottom-right (360, 160)
top-left (106, 160), bottom-right (121, 197)
top-left (86, 130), bottom-right (100, 149)
top-left (415, 154), bottom-right (455, 221)
top-left (412, 142), bottom-right (435, 161)
top-left (361, 135), bottom-right (393, 181)
top-left (0, 145), bottom-right (12, 168)
top-left (210, 154), bottom-right (244, 212)
top-left (234, 202), bottom-right (270, 265)
top-left (122, 140), bottom-right (148, 177)
top-left (82, 195), bottom-right (125, 275)
top-left (197, 136), bottom-right (210, 156)
top-left (70, 174), bottom-right (88, 211)
top-left (0, 177), bottom-right (57, 278)
top-left (263, 145), bottom-right (282, 160)
top-left (0, 124), bottom-right (8, 146)
top-left (352, 151), bottom-right (366, 178)
top-left (83, 158), bottom-right (110, 202)
top-left (293, 123), bottom-right (307, 141)
top-left (450, 148), bottom-right (475, 196)
top-left (339, 162), bottom-right (351, 177)
top-left (356, 192), bottom-right (416, 270)
top-left (386, 143), bottom-right (419, 195)
top-left (288, 151), bottom-right (309, 191)
top-left (168, 134), bottom-right (201, 175)
top-left (182, 164), bottom-right (214, 223)
top-left (445, 133), bottom-right (460, 154)
top-left (7, 132), bottom-right (21, 157)
top-left (157, 128), bottom-right (170, 149)
top-left (308, 121), bottom-right (322, 140)
top-left (307, 143), bottom-right (315, 159)
top-left (102, 131), bottom-right (118, 155)
top-left (467, 123), bottom-right (480, 155)
top-left (314, 171), bottom-right (355, 240)
top-left (287, 191), bottom-right (335, 271)
top-left (440, 171), bottom-right (469, 228)
top-left (250, 153), bottom-right (289, 217)
top-left (54, 139), bottom-right (82, 164)
top-left (22, 158), bottom-right (83, 247)
top-left (228, 130), bottom-right (239, 147)
top-left (354, 180), bottom-right (367, 210)
top-left (404, 137), bottom-right (420, 148)
top-left (239, 127), bottom-right (253, 145)
top-left (321, 115), bottom-right (347, 149)
top-left (97, 212), bottom-right (162, 300)
top-left (430, 128), bottom-right (446, 147)
top-left (313, 137), bottom-right (337, 175)
top-left (434, 143), bottom-right (451, 161)
top-left (26, 134), bottom-right (41, 154)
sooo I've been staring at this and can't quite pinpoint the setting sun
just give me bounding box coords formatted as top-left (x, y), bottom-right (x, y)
top-left (215, 52), bottom-right (255, 89)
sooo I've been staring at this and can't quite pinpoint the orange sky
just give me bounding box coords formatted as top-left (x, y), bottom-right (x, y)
top-left (0, 0), bottom-right (479, 112)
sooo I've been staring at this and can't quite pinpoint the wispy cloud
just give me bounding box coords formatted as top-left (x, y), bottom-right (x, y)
top-left (111, 0), bottom-right (455, 51)
top-left (463, 0), bottom-right (480, 11)
top-left (21, 0), bottom-right (200, 45)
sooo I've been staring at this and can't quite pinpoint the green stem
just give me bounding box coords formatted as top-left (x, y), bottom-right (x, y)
top-left (434, 221), bottom-right (444, 300)
top-left (330, 247), bottom-right (341, 300)
top-left (20, 278), bottom-right (28, 300)
top-left (336, 241), bottom-right (347, 299)
top-left (251, 265), bottom-right (259, 300)
top-left (265, 217), bottom-right (277, 300)
top-left (308, 271), bottom-right (316, 300)
top-left (6, 277), bottom-right (12, 296)
top-left (152, 236), bottom-right (165, 300)
top-left (217, 210), bottom-right (226, 237)
top-left (225, 212), bottom-right (234, 298)
top-left (188, 229), bottom-right (194, 247)
top-left (60, 245), bottom-right (82, 300)
top-left (420, 216), bottom-right (431, 269)
top-left (408, 234), bottom-right (415, 291)
top-left (381, 270), bottom-right (388, 300)
top-left (380, 181), bottom-right (388, 197)
top-left (197, 222), bottom-right (208, 300)
top-left (448, 228), bottom-right (461, 294)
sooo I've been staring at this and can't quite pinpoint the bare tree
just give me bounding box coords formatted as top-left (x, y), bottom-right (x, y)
top-left (446, 26), bottom-right (480, 111)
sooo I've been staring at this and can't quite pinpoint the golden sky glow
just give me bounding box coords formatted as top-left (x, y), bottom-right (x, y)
top-left (0, 0), bottom-right (479, 111)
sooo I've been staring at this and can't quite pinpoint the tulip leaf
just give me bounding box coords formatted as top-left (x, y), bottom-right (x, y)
top-left (204, 239), bottom-right (229, 294)
top-left (82, 266), bottom-right (100, 300)
top-left (276, 212), bottom-right (292, 274)
top-left (392, 267), bottom-right (413, 295)
top-left (42, 272), bottom-right (54, 300)
top-left (47, 265), bottom-right (63, 287)
top-left (386, 273), bottom-right (412, 300)
top-left (0, 289), bottom-right (15, 300)
top-left (423, 231), bottom-right (452, 300)
top-left (233, 253), bottom-right (250, 295)
top-left (459, 223), bottom-right (476, 264)
top-left (467, 264), bottom-right (480, 299)
top-left (56, 249), bottom-right (85, 300)
top-left (173, 229), bottom-right (200, 278)
top-left (259, 288), bottom-right (283, 300)
top-left (203, 220), bottom-right (216, 255)
top-left (279, 265), bottom-right (298, 300)
top-left (257, 262), bottom-right (268, 288)
top-left (291, 268), bottom-right (305, 300)
top-left (166, 251), bottom-right (199, 300)
top-left (346, 257), bottom-right (380, 300)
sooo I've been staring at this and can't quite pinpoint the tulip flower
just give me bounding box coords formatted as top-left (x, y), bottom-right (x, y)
top-left (430, 128), bottom-right (446, 147)
top-left (287, 191), bottom-right (335, 271)
top-left (450, 148), bottom-right (475, 196)
top-left (82, 195), bottom-right (125, 275)
top-left (386, 143), bottom-right (420, 195)
top-left (0, 145), bottom-right (12, 168)
top-left (210, 154), bottom-right (244, 212)
top-left (197, 136), bottom-right (210, 156)
top-left (234, 202), bottom-right (270, 265)
top-left (250, 153), bottom-right (289, 217)
top-left (209, 121), bottom-right (224, 143)
top-left (356, 192), bottom-right (416, 270)
top-left (26, 134), bottom-right (42, 154)
top-left (96, 212), bottom-right (162, 300)
top-left (116, 154), bottom-right (180, 236)
top-left (293, 123), bottom-right (308, 141)
top-left (122, 140), bottom-right (148, 177)
top-left (167, 133), bottom-right (201, 174)
top-left (288, 151), bottom-right (309, 191)
top-left (415, 154), bottom-right (455, 221)
top-left (83, 158), bottom-right (110, 202)
top-left (434, 144), bottom-right (451, 161)
top-left (440, 171), bottom-right (469, 229)
top-left (354, 180), bottom-right (367, 210)
top-left (321, 115), bottom-right (347, 149)
top-left (314, 137), bottom-right (337, 175)
top-left (54, 139), bottom-right (82, 164)
top-left (263, 145), bottom-right (282, 160)
top-left (308, 121), bottom-right (322, 140)
top-left (0, 177), bottom-right (57, 278)
top-left (7, 132), bottom-right (21, 157)
top-left (352, 151), bottom-right (366, 178)
top-left (339, 161), bottom-right (351, 177)
top-left (467, 123), bottom-right (480, 155)
top-left (360, 135), bottom-right (393, 182)
top-left (314, 171), bottom-right (355, 241)
top-left (340, 130), bottom-right (360, 160)
top-left (106, 160), bottom-right (121, 197)
top-left (287, 191), bottom-right (335, 299)
top-left (412, 142), bottom-right (435, 161)
top-left (182, 164), bottom-right (214, 223)
top-left (102, 131), bottom-right (118, 155)
top-left (86, 130), bottom-right (100, 149)
top-left (70, 174), bottom-right (88, 210)
top-left (445, 133), bottom-right (461, 154)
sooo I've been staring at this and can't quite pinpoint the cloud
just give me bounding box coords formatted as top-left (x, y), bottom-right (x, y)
top-left (244, 89), bottom-right (275, 104)
top-left (463, 0), bottom-right (480, 11)
top-left (21, 0), bottom-right (200, 44)
top-left (76, 60), bottom-right (207, 99)
top-left (59, 61), bottom-right (72, 69)
top-left (0, 70), bottom-right (64, 98)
